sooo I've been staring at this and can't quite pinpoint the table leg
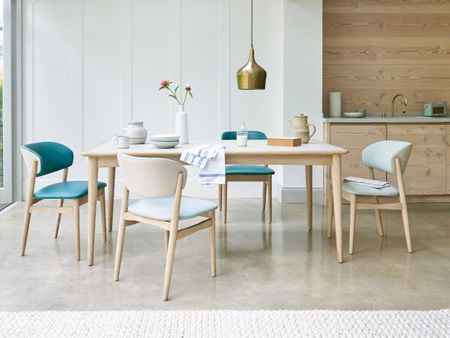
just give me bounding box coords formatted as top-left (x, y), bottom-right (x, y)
top-left (107, 167), bottom-right (116, 232)
top-left (331, 155), bottom-right (343, 263)
top-left (306, 165), bottom-right (313, 231)
top-left (88, 157), bottom-right (99, 266)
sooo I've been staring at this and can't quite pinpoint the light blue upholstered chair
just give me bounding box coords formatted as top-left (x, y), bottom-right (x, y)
top-left (21, 142), bottom-right (107, 260)
top-left (114, 154), bottom-right (217, 301)
top-left (328, 140), bottom-right (413, 254)
top-left (220, 131), bottom-right (275, 223)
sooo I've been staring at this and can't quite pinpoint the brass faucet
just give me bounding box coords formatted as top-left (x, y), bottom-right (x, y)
top-left (391, 94), bottom-right (408, 117)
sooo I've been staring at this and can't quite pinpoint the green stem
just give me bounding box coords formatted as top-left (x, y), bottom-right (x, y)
top-left (167, 87), bottom-right (181, 105)
top-left (182, 90), bottom-right (189, 106)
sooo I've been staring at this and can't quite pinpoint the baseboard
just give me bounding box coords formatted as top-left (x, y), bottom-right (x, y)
top-left (281, 187), bottom-right (324, 204)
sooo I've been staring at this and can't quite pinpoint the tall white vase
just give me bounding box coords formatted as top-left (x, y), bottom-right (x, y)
top-left (175, 105), bottom-right (189, 144)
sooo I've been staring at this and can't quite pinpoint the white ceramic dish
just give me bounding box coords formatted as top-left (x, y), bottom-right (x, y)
top-left (151, 134), bottom-right (180, 142)
top-left (152, 140), bottom-right (179, 149)
top-left (129, 137), bottom-right (147, 145)
top-left (343, 112), bottom-right (365, 118)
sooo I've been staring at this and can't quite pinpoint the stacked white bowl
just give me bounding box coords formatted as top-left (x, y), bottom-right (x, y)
top-left (150, 134), bottom-right (180, 149)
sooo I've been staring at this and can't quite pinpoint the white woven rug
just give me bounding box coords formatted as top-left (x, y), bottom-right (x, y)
top-left (0, 310), bottom-right (449, 338)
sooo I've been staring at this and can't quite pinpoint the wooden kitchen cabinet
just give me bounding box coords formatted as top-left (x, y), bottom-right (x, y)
top-left (328, 124), bottom-right (387, 180)
top-left (387, 124), bottom-right (446, 195)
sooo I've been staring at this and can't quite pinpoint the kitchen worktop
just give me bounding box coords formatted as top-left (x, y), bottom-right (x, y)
top-left (323, 113), bottom-right (450, 124)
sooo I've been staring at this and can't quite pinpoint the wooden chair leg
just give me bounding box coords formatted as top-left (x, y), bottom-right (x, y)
top-left (107, 167), bottom-right (116, 232)
top-left (268, 176), bottom-right (272, 224)
top-left (396, 158), bottom-right (413, 253)
top-left (223, 181), bottom-right (228, 223)
top-left (162, 230), bottom-right (178, 301)
top-left (218, 185), bottom-right (223, 211)
top-left (326, 189), bottom-right (333, 239)
top-left (164, 230), bottom-right (169, 254)
top-left (54, 199), bottom-right (64, 239)
top-left (21, 205), bottom-right (32, 256)
top-left (99, 191), bottom-right (107, 242)
top-left (209, 211), bottom-right (216, 277)
top-left (348, 194), bottom-right (357, 255)
top-left (262, 181), bottom-right (267, 212)
top-left (114, 215), bottom-right (127, 281)
top-left (74, 200), bottom-right (81, 261)
top-left (401, 204), bottom-right (413, 253)
top-left (374, 197), bottom-right (384, 236)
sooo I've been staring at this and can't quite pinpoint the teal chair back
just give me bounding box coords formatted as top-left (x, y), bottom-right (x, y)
top-left (362, 140), bottom-right (412, 175)
top-left (21, 142), bottom-right (74, 176)
top-left (221, 131), bottom-right (267, 140)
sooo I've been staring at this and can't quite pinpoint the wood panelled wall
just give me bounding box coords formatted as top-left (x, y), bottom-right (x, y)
top-left (323, 0), bottom-right (450, 114)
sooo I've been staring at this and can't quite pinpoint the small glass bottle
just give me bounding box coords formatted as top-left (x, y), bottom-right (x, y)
top-left (236, 122), bottom-right (248, 147)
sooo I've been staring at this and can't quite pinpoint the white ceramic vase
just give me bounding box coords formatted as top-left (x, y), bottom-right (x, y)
top-left (175, 105), bottom-right (189, 144)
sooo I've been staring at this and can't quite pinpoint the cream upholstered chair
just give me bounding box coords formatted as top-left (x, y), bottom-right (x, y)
top-left (327, 140), bottom-right (413, 254)
top-left (114, 154), bottom-right (217, 301)
top-left (21, 142), bottom-right (107, 261)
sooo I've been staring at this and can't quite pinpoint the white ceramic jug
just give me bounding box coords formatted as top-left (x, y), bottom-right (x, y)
top-left (122, 121), bottom-right (149, 144)
top-left (289, 114), bottom-right (316, 143)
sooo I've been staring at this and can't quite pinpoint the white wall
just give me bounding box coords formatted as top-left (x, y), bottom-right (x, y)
top-left (21, 0), bottom-right (322, 201)
top-left (281, 0), bottom-right (324, 203)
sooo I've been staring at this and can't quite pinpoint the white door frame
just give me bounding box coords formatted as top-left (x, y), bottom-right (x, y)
top-left (0, 0), bottom-right (13, 203)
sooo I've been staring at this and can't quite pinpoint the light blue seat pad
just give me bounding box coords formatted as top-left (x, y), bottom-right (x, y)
top-left (128, 196), bottom-right (217, 221)
top-left (226, 165), bottom-right (275, 176)
top-left (34, 181), bottom-right (106, 200)
top-left (342, 181), bottom-right (399, 197)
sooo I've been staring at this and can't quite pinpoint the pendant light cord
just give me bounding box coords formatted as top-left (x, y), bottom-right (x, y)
top-left (251, 0), bottom-right (254, 48)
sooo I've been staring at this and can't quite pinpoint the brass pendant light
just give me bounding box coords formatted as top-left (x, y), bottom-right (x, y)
top-left (237, 0), bottom-right (267, 90)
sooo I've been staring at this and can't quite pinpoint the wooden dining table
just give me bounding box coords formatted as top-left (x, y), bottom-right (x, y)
top-left (82, 140), bottom-right (348, 265)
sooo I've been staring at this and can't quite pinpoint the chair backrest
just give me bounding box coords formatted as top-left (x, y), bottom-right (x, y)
top-left (221, 130), bottom-right (267, 140)
top-left (21, 142), bottom-right (74, 177)
top-left (118, 154), bottom-right (187, 198)
top-left (362, 140), bottom-right (412, 175)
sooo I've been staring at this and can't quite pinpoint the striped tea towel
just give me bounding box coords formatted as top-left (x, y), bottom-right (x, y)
top-left (180, 144), bottom-right (225, 185)
top-left (199, 147), bottom-right (225, 185)
top-left (344, 176), bottom-right (391, 189)
top-left (180, 144), bottom-right (221, 169)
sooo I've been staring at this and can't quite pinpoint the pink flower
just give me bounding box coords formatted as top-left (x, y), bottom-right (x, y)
top-left (185, 84), bottom-right (192, 91)
top-left (160, 80), bottom-right (170, 89)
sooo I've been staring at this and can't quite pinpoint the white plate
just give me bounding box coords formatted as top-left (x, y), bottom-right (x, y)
top-left (151, 134), bottom-right (180, 142)
top-left (152, 140), bottom-right (179, 149)
top-left (343, 112), bottom-right (365, 118)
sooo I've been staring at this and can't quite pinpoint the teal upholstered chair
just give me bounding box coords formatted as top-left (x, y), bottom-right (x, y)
top-left (114, 154), bottom-right (217, 301)
top-left (220, 131), bottom-right (275, 223)
top-left (328, 140), bottom-right (413, 254)
top-left (21, 142), bottom-right (107, 260)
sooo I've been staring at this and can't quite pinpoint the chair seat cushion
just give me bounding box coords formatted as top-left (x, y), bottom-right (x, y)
top-left (342, 181), bottom-right (399, 197)
top-left (34, 181), bottom-right (106, 200)
top-left (226, 165), bottom-right (275, 176)
top-left (128, 196), bottom-right (217, 221)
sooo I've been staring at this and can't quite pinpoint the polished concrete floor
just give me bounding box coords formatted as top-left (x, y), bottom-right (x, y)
top-left (0, 200), bottom-right (449, 311)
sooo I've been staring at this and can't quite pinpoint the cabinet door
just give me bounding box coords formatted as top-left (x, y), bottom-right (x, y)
top-left (330, 124), bottom-right (387, 180)
top-left (387, 124), bottom-right (446, 195)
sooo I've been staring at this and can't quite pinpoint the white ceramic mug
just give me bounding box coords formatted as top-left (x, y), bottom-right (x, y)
top-left (112, 135), bottom-right (130, 149)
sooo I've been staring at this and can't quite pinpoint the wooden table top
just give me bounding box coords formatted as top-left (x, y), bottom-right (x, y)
top-left (82, 140), bottom-right (348, 158)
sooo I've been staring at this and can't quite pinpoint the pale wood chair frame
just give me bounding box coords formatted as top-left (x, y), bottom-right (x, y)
top-left (114, 172), bottom-right (216, 301)
top-left (218, 173), bottom-right (272, 224)
top-left (21, 159), bottom-right (106, 261)
top-left (327, 157), bottom-right (412, 254)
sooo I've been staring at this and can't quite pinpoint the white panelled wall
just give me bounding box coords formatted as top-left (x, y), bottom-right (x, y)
top-left (21, 0), bottom-right (323, 202)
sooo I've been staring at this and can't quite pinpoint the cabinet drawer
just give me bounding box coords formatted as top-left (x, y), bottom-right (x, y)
top-left (389, 164), bottom-right (446, 195)
top-left (331, 124), bottom-right (386, 146)
top-left (341, 149), bottom-right (386, 180)
top-left (387, 124), bottom-right (446, 147)
top-left (446, 125), bottom-right (450, 166)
